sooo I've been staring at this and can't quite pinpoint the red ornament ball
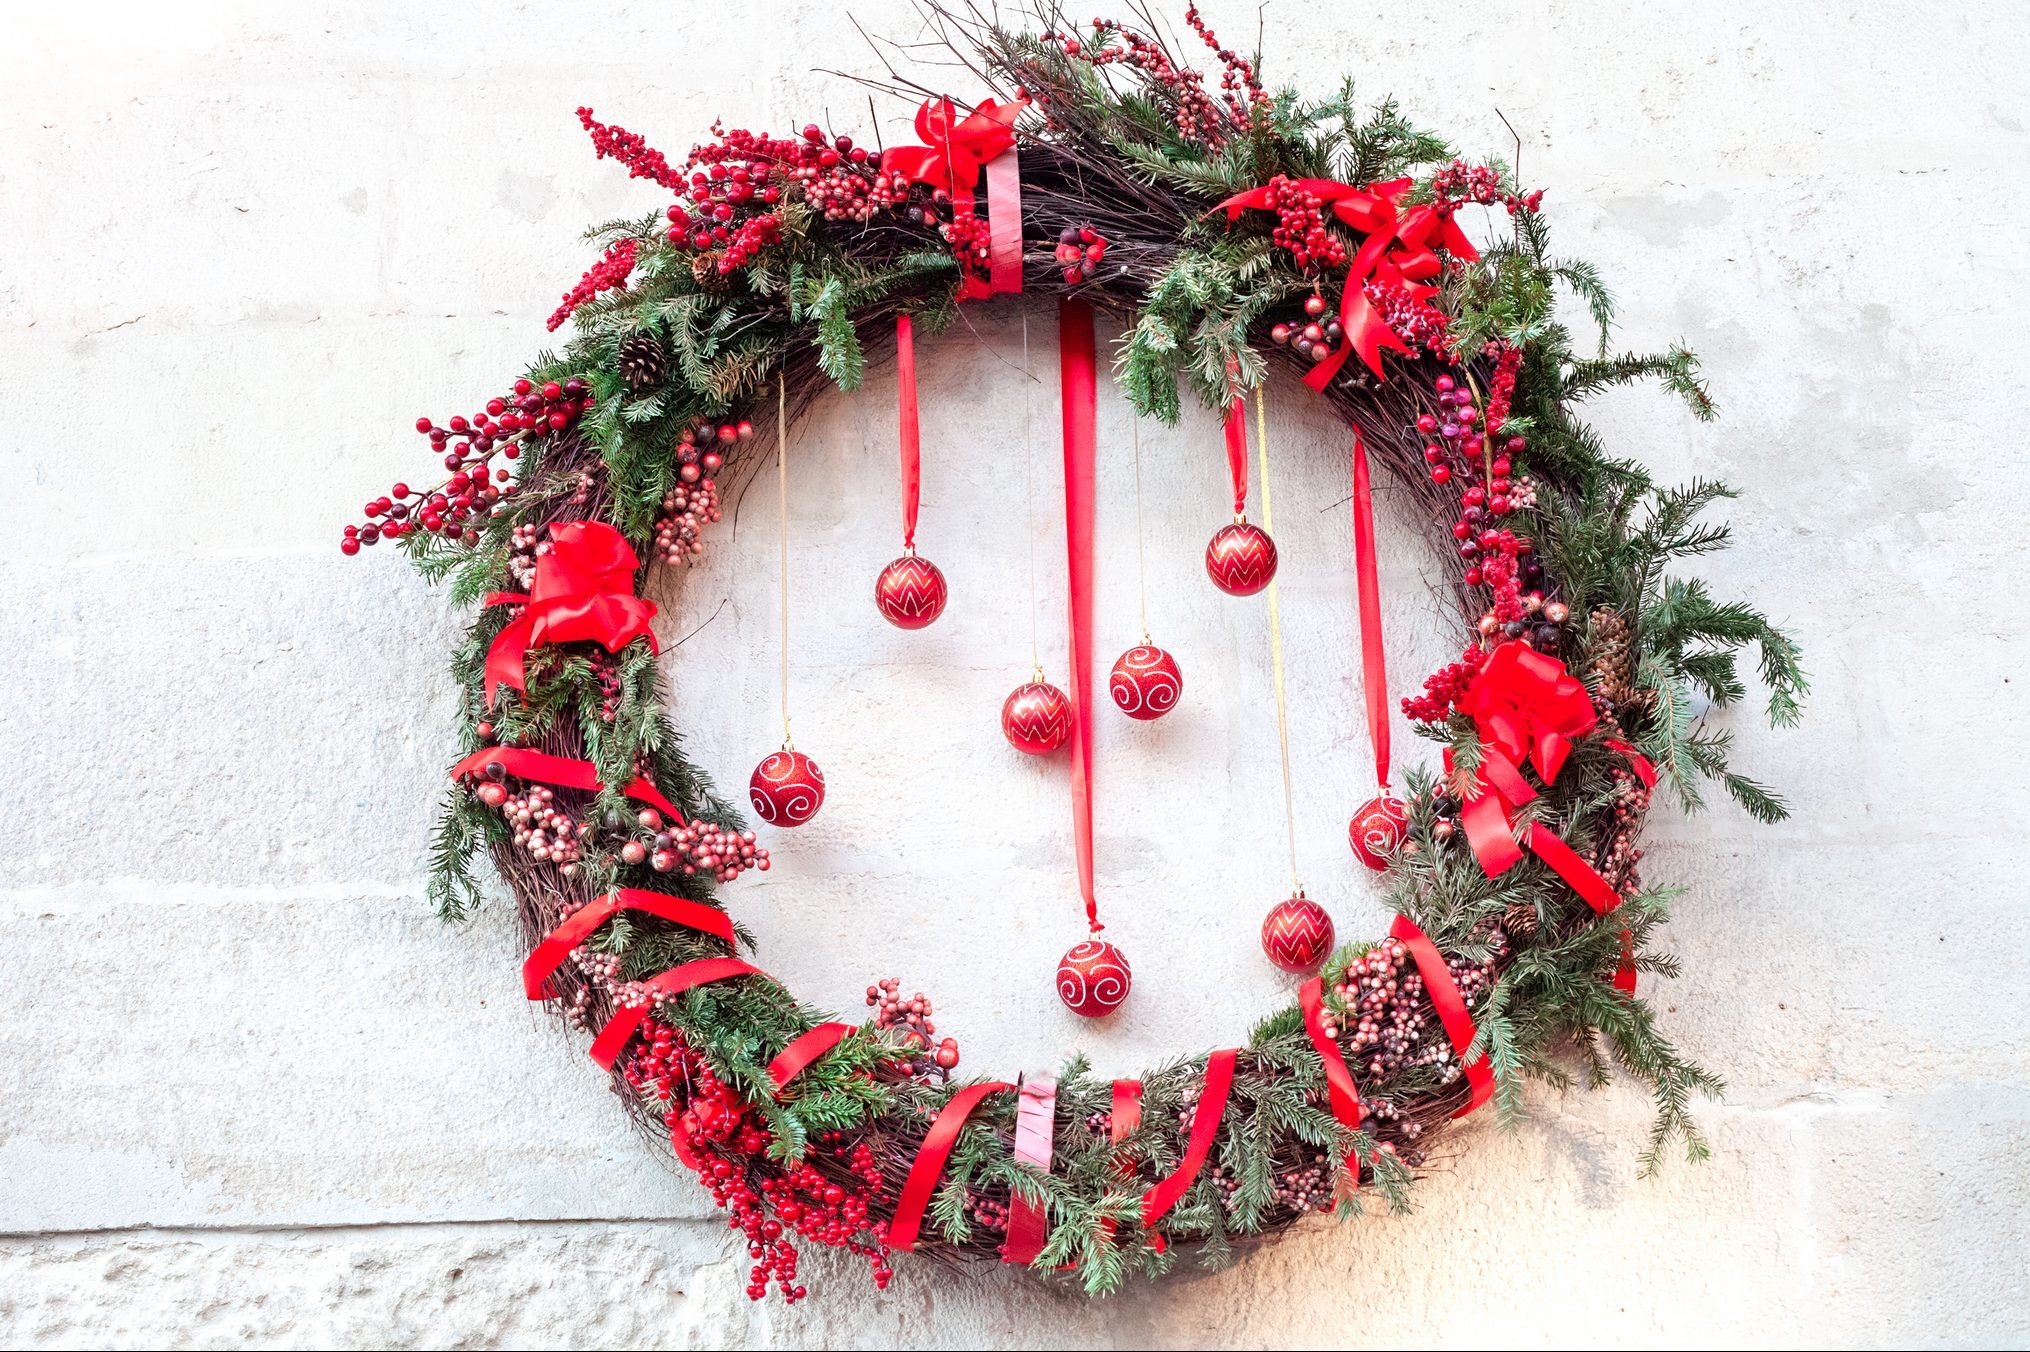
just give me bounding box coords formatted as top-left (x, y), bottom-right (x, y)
top-left (1204, 521), bottom-right (1279, 596)
top-left (1348, 793), bottom-right (1409, 870)
top-left (749, 748), bottom-right (826, 827)
top-left (874, 553), bottom-right (948, 629)
top-left (1002, 679), bottom-right (1072, 755)
top-left (1260, 894), bottom-right (1335, 973)
top-left (1056, 939), bottom-right (1132, 1018)
top-left (1108, 644), bottom-right (1182, 720)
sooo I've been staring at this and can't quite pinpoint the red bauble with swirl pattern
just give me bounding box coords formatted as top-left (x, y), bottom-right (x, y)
top-left (1260, 894), bottom-right (1334, 973)
top-left (1108, 644), bottom-right (1182, 721)
top-left (1001, 679), bottom-right (1072, 754)
top-left (873, 553), bottom-right (948, 629)
top-left (1055, 939), bottom-right (1132, 1018)
top-left (1348, 792), bottom-right (1409, 870)
top-left (749, 748), bottom-right (826, 827)
top-left (1204, 520), bottom-right (1278, 596)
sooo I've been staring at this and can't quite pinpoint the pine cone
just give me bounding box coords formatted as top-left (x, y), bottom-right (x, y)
top-left (617, 333), bottom-right (668, 393)
top-left (1588, 606), bottom-right (1638, 710)
top-left (690, 252), bottom-right (731, 292)
top-left (1502, 901), bottom-right (1540, 944)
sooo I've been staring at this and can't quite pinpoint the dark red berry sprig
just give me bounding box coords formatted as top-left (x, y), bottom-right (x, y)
top-left (1054, 226), bottom-right (1108, 284)
top-left (546, 237), bottom-right (638, 332)
top-left (577, 107), bottom-right (686, 191)
top-left (942, 208), bottom-right (993, 281)
top-left (1401, 645), bottom-right (1489, 724)
top-left (340, 377), bottom-right (588, 556)
top-left (1365, 277), bottom-right (1450, 356)
top-left (1257, 173), bottom-right (1347, 271)
top-left (1430, 157), bottom-right (1544, 216)
top-left (1041, 19), bottom-right (1232, 146)
top-left (1183, 4), bottom-right (1269, 126)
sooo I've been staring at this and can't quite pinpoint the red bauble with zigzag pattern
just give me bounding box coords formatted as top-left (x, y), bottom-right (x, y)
top-left (874, 552), bottom-right (948, 629)
top-left (1260, 894), bottom-right (1334, 973)
top-left (1204, 520), bottom-right (1278, 596)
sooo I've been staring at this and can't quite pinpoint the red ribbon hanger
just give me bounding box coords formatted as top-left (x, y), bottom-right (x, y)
top-left (1351, 432), bottom-right (1391, 789)
top-left (483, 521), bottom-right (658, 708)
top-left (896, 314), bottom-right (922, 549)
top-left (1059, 298), bottom-right (1103, 933)
top-left (1222, 391), bottom-right (1249, 516)
top-left (1216, 176), bottom-right (1479, 390)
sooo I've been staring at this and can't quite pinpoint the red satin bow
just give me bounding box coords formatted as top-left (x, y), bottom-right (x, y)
top-left (881, 95), bottom-right (1025, 197)
top-left (484, 521), bottom-right (658, 707)
top-left (1217, 177), bottom-right (1478, 389)
top-left (1453, 641), bottom-right (1626, 918)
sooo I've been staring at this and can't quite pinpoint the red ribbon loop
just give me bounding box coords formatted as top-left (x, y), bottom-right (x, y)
top-left (887, 1080), bottom-right (1016, 1252)
top-left (523, 889), bottom-right (735, 1000)
top-left (1389, 916), bottom-right (1493, 1117)
top-left (588, 957), bottom-right (761, 1069)
top-left (766, 1022), bottom-right (855, 1094)
top-left (449, 745), bottom-right (682, 824)
top-left (483, 521), bottom-right (658, 707)
top-left (1141, 1048), bottom-right (1239, 1228)
top-left (1215, 176), bottom-right (1478, 389)
top-left (1001, 1076), bottom-right (1058, 1266)
top-left (1458, 640), bottom-right (1597, 786)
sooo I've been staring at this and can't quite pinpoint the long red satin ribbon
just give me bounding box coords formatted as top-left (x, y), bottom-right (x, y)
top-left (984, 148), bottom-right (1024, 295)
top-left (1351, 431), bottom-right (1390, 788)
top-left (1388, 916), bottom-right (1493, 1117)
top-left (766, 1021), bottom-right (854, 1093)
top-left (1222, 394), bottom-right (1248, 516)
top-left (588, 956), bottom-right (761, 1069)
top-left (887, 1080), bottom-right (1016, 1251)
top-left (523, 889), bottom-right (734, 1000)
top-left (1059, 298), bottom-right (1101, 932)
top-left (1001, 1076), bottom-right (1057, 1265)
top-left (896, 314), bottom-right (921, 549)
top-left (1299, 976), bottom-right (1364, 1137)
top-left (1141, 1048), bottom-right (1238, 1228)
top-left (449, 745), bottom-right (681, 824)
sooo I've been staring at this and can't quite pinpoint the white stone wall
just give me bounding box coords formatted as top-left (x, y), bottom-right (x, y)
top-left (4, 0), bottom-right (2026, 1345)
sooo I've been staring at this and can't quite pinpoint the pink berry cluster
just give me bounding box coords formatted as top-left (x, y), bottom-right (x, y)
top-left (652, 476), bottom-right (721, 566)
top-left (1430, 158), bottom-right (1544, 216)
top-left (865, 977), bottom-right (960, 1075)
top-left (474, 773), bottom-right (588, 874)
top-left (342, 377), bottom-right (588, 556)
top-left (1316, 938), bottom-right (1497, 1086)
top-left (546, 237), bottom-right (638, 332)
top-left (621, 1021), bottom-right (894, 1302)
top-left (1054, 225), bottom-right (1109, 283)
top-left (618, 807), bottom-right (770, 884)
top-left (785, 124), bottom-right (908, 223)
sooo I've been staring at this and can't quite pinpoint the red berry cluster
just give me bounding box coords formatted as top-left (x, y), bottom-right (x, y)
top-left (475, 776), bottom-right (586, 873)
top-left (342, 377), bottom-right (587, 556)
top-left (1042, 20), bottom-right (1233, 145)
top-left (617, 807), bottom-right (770, 883)
top-left (1400, 645), bottom-right (1490, 724)
top-left (622, 1022), bottom-right (893, 1303)
top-left (865, 977), bottom-right (960, 1075)
top-left (942, 208), bottom-right (993, 282)
top-left (661, 123), bottom-right (794, 269)
top-left (576, 107), bottom-right (686, 191)
top-left (786, 124), bottom-right (907, 223)
top-left (1054, 225), bottom-right (1108, 283)
top-left (1430, 158), bottom-right (1544, 216)
top-left (652, 476), bottom-right (721, 566)
top-left (546, 237), bottom-right (638, 332)
top-left (1258, 174), bottom-right (1347, 270)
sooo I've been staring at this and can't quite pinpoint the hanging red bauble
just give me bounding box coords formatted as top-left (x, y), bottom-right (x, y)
top-left (1348, 792), bottom-right (1409, 870)
top-left (1055, 939), bottom-right (1131, 1018)
top-left (749, 747), bottom-right (826, 827)
top-left (1108, 644), bottom-right (1182, 720)
top-left (1002, 679), bottom-right (1072, 754)
top-left (1204, 520), bottom-right (1278, 596)
top-left (1260, 894), bottom-right (1334, 973)
top-left (874, 552), bottom-right (948, 629)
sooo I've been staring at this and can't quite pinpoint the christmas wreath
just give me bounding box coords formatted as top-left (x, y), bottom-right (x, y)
top-left (347, 5), bottom-right (1805, 1303)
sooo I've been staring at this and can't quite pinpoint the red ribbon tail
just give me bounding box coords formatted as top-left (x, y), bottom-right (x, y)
top-left (1060, 298), bottom-right (1100, 932)
top-left (1524, 821), bottom-right (1624, 915)
top-left (483, 610), bottom-right (536, 708)
top-left (1222, 392), bottom-right (1249, 515)
top-left (1351, 430), bottom-right (1389, 788)
top-left (897, 314), bottom-right (920, 548)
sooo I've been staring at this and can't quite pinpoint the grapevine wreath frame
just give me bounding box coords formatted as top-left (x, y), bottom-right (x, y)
top-left (353, 4), bottom-right (1806, 1302)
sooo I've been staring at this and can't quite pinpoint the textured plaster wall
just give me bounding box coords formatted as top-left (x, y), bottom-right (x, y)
top-left (3, 1), bottom-right (2027, 1347)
